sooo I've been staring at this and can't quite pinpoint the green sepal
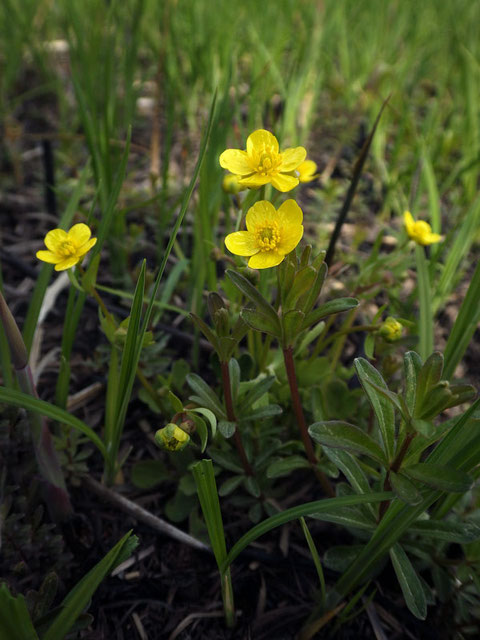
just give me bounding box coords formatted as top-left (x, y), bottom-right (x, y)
top-left (301, 297), bottom-right (358, 331)
top-left (403, 462), bottom-right (473, 493)
top-left (389, 471), bottom-right (422, 505)
top-left (282, 309), bottom-right (305, 347)
top-left (241, 308), bottom-right (281, 337)
top-left (308, 420), bottom-right (388, 466)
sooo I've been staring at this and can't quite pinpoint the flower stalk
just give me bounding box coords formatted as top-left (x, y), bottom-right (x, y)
top-left (220, 361), bottom-right (254, 477)
top-left (283, 346), bottom-right (335, 497)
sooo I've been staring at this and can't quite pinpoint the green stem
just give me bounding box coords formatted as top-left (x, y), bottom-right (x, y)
top-left (283, 346), bottom-right (335, 497)
top-left (379, 431), bottom-right (416, 519)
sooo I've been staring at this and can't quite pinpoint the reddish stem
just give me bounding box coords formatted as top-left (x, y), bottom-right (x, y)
top-left (379, 431), bottom-right (416, 519)
top-left (220, 361), bottom-right (254, 477)
top-left (283, 347), bottom-right (335, 497)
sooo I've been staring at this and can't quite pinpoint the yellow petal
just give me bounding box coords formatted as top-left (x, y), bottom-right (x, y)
top-left (248, 250), bottom-right (284, 269)
top-left (36, 250), bottom-right (63, 264)
top-left (278, 224), bottom-right (304, 255)
top-left (245, 201), bottom-right (277, 232)
top-left (219, 149), bottom-right (252, 175)
top-left (68, 223), bottom-right (92, 247)
top-left (238, 173), bottom-right (271, 188)
top-left (421, 233), bottom-right (443, 246)
top-left (246, 129), bottom-right (279, 155)
top-left (54, 256), bottom-right (81, 271)
top-left (270, 172), bottom-right (299, 192)
top-left (297, 160), bottom-right (318, 182)
top-left (279, 147), bottom-right (307, 171)
top-left (44, 228), bottom-right (68, 252)
top-left (76, 237), bottom-right (97, 256)
top-left (277, 199), bottom-right (303, 227)
top-left (225, 231), bottom-right (258, 256)
top-left (403, 211), bottom-right (415, 235)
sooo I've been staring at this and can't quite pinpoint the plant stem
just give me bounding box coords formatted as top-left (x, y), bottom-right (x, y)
top-left (379, 431), bottom-right (416, 519)
top-left (220, 360), bottom-right (254, 477)
top-left (283, 347), bottom-right (335, 497)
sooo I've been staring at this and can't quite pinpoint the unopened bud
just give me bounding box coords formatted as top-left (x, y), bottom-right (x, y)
top-left (222, 173), bottom-right (244, 194)
top-left (379, 317), bottom-right (402, 342)
top-left (155, 423), bottom-right (190, 452)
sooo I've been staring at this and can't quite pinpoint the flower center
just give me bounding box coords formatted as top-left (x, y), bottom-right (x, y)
top-left (255, 222), bottom-right (280, 251)
top-left (256, 151), bottom-right (278, 175)
top-left (58, 240), bottom-right (77, 257)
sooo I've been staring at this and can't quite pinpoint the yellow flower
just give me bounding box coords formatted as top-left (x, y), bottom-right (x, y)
top-left (219, 129), bottom-right (306, 192)
top-left (155, 424), bottom-right (190, 452)
top-left (296, 160), bottom-right (319, 183)
top-left (404, 211), bottom-right (443, 246)
top-left (222, 173), bottom-right (245, 194)
top-left (225, 199), bottom-right (303, 269)
top-left (36, 223), bottom-right (97, 271)
top-left (379, 317), bottom-right (403, 342)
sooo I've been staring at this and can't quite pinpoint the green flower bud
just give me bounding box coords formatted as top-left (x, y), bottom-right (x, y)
top-left (379, 317), bottom-right (402, 342)
top-left (222, 173), bottom-right (244, 194)
top-left (155, 423), bottom-right (190, 452)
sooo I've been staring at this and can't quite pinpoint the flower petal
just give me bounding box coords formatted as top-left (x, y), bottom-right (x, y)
top-left (219, 149), bottom-right (252, 174)
top-left (225, 231), bottom-right (258, 256)
top-left (245, 201), bottom-right (277, 232)
top-left (76, 237), bottom-right (97, 257)
top-left (277, 199), bottom-right (303, 227)
top-left (44, 228), bottom-right (68, 252)
top-left (246, 129), bottom-right (279, 155)
top-left (403, 211), bottom-right (415, 235)
top-left (279, 146), bottom-right (307, 171)
top-left (238, 173), bottom-right (271, 188)
top-left (68, 223), bottom-right (92, 247)
top-left (278, 223), bottom-right (304, 255)
top-left (270, 172), bottom-right (299, 192)
top-left (54, 256), bottom-right (81, 271)
top-left (421, 233), bottom-right (443, 246)
top-left (297, 160), bottom-right (318, 182)
top-left (248, 250), bottom-right (284, 269)
top-left (36, 250), bottom-right (63, 264)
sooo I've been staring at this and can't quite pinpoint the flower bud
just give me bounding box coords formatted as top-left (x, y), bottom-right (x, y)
top-left (155, 423), bottom-right (190, 452)
top-left (379, 317), bottom-right (403, 342)
top-left (222, 173), bottom-right (244, 194)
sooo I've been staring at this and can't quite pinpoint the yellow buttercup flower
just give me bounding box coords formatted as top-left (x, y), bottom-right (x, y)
top-left (225, 199), bottom-right (304, 269)
top-left (36, 223), bottom-right (97, 271)
top-left (296, 160), bottom-right (319, 183)
top-left (404, 211), bottom-right (443, 246)
top-left (219, 129), bottom-right (306, 192)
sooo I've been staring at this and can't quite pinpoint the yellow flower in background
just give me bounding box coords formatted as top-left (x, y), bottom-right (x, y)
top-left (225, 199), bottom-right (304, 269)
top-left (296, 160), bottom-right (319, 183)
top-left (404, 211), bottom-right (443, 246)
top-left (379, 316), bottom-right (403, 342)
top-left (222, 173), bottom-right (245, 195)
top-left (219, 129), bottom-right (306, 192)
top-left (36, 223), bottom-right (97, 271)
top-left (155, 424), bottom-right (190, 452)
